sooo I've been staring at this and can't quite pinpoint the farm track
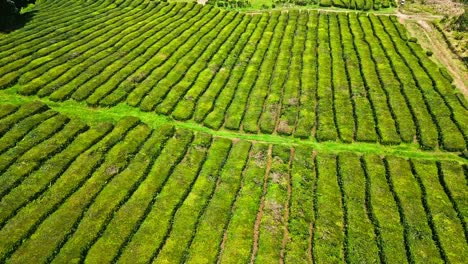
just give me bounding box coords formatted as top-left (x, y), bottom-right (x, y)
top-left (0, 0), bottom-right (467, 263)
top-left (399, 17), bottom-right (468, 96)
top-left (1, 90), bottom-right (466, 164)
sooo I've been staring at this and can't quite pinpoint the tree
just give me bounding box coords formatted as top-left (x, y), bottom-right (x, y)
top-left (452, 6), bottom-right (467, 31)
top-left (0, 0), bottom-right (36, 30)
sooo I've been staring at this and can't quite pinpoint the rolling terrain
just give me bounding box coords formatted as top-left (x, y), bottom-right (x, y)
top-left (0, 0), bottom-right (466, 263)
top-left (1, 1), bottom-right (466, 151)
top-left (0, 102), bottom-right (466, 263)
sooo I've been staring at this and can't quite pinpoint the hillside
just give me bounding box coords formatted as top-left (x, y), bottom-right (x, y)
top-left (1, 1), bottom-right (467, 150)
top-left (0, 101), bottom-right (466, 263)
top-left (0, 0), bottom-right (466, 263)
top-left (400, 0), bottom-right (467, 62)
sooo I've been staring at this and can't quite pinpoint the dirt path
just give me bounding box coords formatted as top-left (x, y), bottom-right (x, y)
top-left (249, 145), bottom-right (273, 264)
top-left (395, 11), bottom-right (444, 21)
top-left (279, 148), bottom-right (294, 264)
top-left (307, 150), bottom-right (318, 264)
top-left (243, 7), bottom-right (467, 97)
top-left (399, 14), bottom-right (468, 97)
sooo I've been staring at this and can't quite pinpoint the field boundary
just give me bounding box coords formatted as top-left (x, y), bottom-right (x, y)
top-left (1, 87), bottom-right (466, 164)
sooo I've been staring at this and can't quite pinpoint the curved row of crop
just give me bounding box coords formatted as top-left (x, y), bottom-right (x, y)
top-left (2, 3), bottom-right (466, 152)
top-left (294, 12), bottom-right (319, 139)
top-left (0, 0), bottom-right (120, 51)
top-left (36, 2), bottom-right (175, 99)
top-left (240, 13), bottom-right (285, 134)
top-left (0, 0), bottom-right (151, 89)
top-left (209, 0), bottom-right (394, 10)
top-left (378, 16), bottom-right (466, 151)
top-left (96, 4), bottom-right (219, 106)
top-left (330, 14), bottom-right (355, 143)
top-left (276, 11), bottom-right (307, 136)
top-left (70, 3), bottom-right (201, 103)
top-left (149, 13), bottom-right (249, 116)
top-left (17, 2), bottom-right (158, 96)
top-left (352, 14), bottom-right (401, 145)
top-left (200, 13), bottom-right (270, 129)
top-left (316, 14), bottom-right (339, 141)
top-left (339, 14), bottom-right (378, 143)
top-left (0, 103), bottom-right (466, 262)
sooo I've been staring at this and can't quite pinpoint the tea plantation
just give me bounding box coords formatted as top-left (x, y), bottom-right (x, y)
top-left (0, 0), bottom-right (466, 263)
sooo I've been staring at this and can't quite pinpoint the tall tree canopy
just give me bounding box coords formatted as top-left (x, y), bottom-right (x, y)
top-left (0, 0), bottom-right (36, 30)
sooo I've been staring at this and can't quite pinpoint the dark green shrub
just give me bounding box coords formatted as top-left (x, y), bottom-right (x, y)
top-left (439, 67), bottom-right (453, 82)
top-left (0, 0), bottom-right (36, 31)
top-left (295, 0), bottom-right (307, 6)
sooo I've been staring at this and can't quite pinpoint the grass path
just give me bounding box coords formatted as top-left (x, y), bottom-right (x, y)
top-left (0, 87), bottom-right (466, 164)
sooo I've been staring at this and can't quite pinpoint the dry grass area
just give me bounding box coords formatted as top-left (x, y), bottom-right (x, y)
top-left (400, 0), bottom-right (467, 58)
top-left (443, 23), bottom-right (467, 59)
top-left (403, 20), bottom-right (468, 96)
top-left (399, 0), bottom-right (467, 98)
top-left (401, 0), bottom-right (464, 16)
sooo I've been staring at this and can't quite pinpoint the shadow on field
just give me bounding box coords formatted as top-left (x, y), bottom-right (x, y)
top-left (0, 11), bottom-right (36, 33)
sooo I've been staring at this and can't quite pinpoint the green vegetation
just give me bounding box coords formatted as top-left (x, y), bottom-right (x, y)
top-left (0, 103), bottom-right (464, 263)
top-left (0, 0), bottom-right (466, 263)
top-left (206, 0), bottom-right (395, 11)
top-left (1, 91), bottom-right (466, 164)
top-left (3, 1), bottom-right (466, 154)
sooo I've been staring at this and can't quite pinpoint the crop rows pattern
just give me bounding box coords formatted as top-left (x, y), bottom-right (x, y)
top-left (318, 0), bottom-right (395, 10)
top-left (210, 0), bottom-right (395, 10)
top-left (0, 1), bottom-right (467, 153)
top-left (0, 101), bottom-right (466, 263)
top-left (207, 0), bottom-right (396, 11)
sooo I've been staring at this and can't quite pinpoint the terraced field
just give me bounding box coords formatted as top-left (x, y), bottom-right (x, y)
top-left (0, 0), bottom-right (467, 263)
